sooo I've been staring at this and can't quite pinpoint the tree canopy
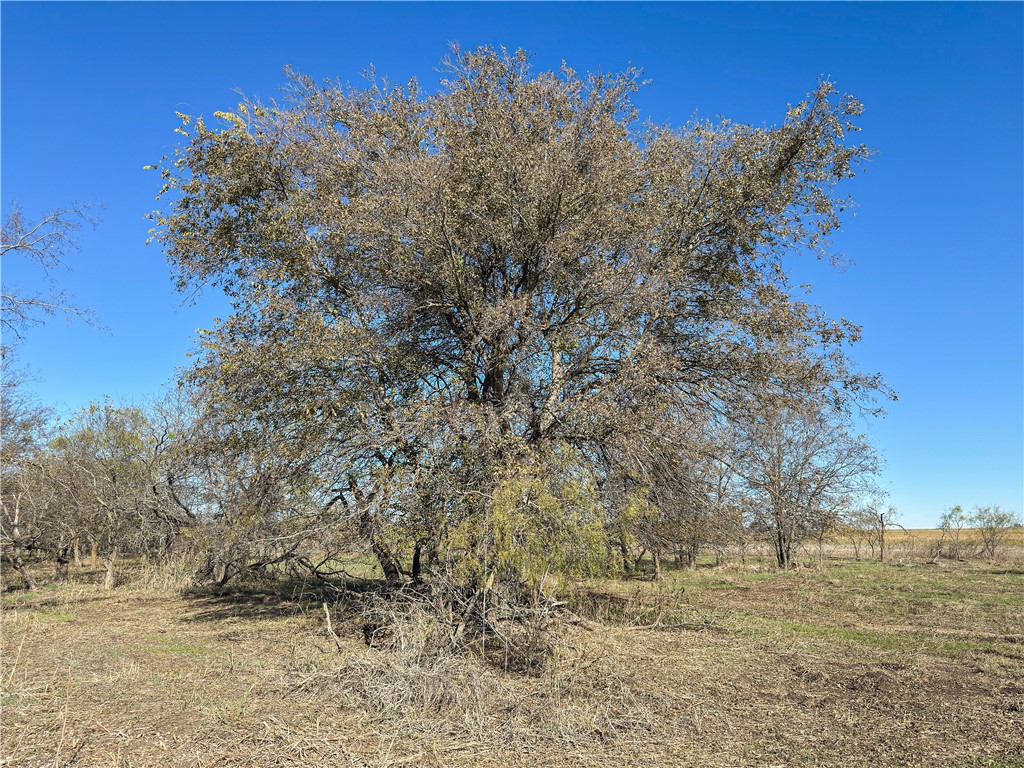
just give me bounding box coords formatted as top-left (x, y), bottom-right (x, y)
top-left (151, 47), bottom-right (886, 587)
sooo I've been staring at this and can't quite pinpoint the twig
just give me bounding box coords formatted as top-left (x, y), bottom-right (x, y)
top-left (5, 631), bottom-right (28, 684)
top-left (322, 602), bottom-right (343, 652)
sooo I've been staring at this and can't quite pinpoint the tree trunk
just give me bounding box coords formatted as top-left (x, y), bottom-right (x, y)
top-left (55, 547), bottom-right (71, 583)
top-left (373, 538), bottom-right (403, 585)
top-left (352, 482), bottom-right (403, 585)
top-left (360, 507), bottom-right (401, 584)
top-left (634, 549), bottom-right (647, 572)
top-left (652, 549), bottom-right (662, 581)
top-left (617, 536), bottom-right (630, 574)
top-left (775, 526), bottom-right (791, 569)
top-left (214, 560), bottom-right (231, 587)
top-left (12, 555), bottom-right (38, 591)
top-left (688, 541), bottom-right (699, 570)
top-left (411, 543), bottom-right (423, 582)
top-left (103, 550), bottom-right (118, 590)
top-left (8, 502), bottom-right (38, 590)
top-left (73, 539), bottom-right (83, 567)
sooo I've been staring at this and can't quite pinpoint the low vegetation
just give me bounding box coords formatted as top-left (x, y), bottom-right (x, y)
top-left (2, 551), bottom-right (1022, 767)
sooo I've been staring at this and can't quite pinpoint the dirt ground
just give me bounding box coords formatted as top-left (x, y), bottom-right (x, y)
top-left (2, 557), bottom-right (1022, 767)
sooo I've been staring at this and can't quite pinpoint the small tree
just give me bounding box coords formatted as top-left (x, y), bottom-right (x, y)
top-left (735, 400), bottom-right (880, 569)
top-left (937, 504), bottom-right (971, 560)
top-left (970, 506), bottom-right (1020, 560)
top-left (844, 504), bottom-right (876, 560)
top-left (874, 505), bottom-right (904, 562)
top-left (622, 421), bottom-right (742, 575)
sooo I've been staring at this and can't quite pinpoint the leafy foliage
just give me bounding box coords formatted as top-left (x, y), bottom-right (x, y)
top-left (149, 46), bottom-right (887, 588)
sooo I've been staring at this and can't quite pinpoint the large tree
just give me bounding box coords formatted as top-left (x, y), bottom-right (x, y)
top-left (152, 47), bottom-right (883, 586)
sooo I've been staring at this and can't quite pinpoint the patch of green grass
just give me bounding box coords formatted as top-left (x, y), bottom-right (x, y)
top-left (739, 614), bottom-right (1017, 660)
top-left (772, 619), bottom-right (921, 651)
top-left (972, 591), bottom-right (1024, 607)
top-left (701, 581), bottom-right (749, 590)
top-left (36, 608), bottom-right (75, 622)
top-left (1, 692), bottom-right (34, 709)
top-left (582, 560), bottom-right (1024, 662)
top-left (1, 583), bottom-right (60, 607)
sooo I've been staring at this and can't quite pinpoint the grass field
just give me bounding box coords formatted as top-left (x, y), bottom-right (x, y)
top-left (822, 527), bottom-right (1024, 562)
top-left (888, 527), bottom-right (1024, 550)
top-left (2, 555), bottom-right (1022, 767)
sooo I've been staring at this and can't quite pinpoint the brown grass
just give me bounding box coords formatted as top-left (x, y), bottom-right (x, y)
top-left (898, 527), bottom-right (1024, 549)
top-left (2, 557), bottom-right (1022, 767)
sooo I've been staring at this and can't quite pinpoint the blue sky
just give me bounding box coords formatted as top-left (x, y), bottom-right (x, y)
top-left (2, 2), bottom-right (1021, 526)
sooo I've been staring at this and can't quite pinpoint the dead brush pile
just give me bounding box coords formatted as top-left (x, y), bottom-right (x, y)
top-left (290, 585), bottom-right (659, 750)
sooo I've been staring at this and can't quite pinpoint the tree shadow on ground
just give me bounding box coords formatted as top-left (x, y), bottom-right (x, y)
top-left (1, 581), bottom-right (128, 609)
top-left (980, 566), bottom-right (1024, 576)
top-left (177, 576), bottom-right (384, 625)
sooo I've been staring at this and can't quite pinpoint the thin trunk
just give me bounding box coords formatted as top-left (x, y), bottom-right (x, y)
top-left (103, 550), bottom-right (118, 590)
top-left (617, 536), bottom-right (630, 574)
top-left (634, 548), bottom-right (647, 571)
top-left (214, 561), bottom-right (231, 586)
top-left (688, 541), bottom-right (699, 570)
top-left (411, 543), bottom-right (423, 582)
top-left (373, 538), bottom-right (403, 584)
top-left (775, 523), bottom-right (789, 569)
top-left (12, 555), bottom-right (37, 591)
top-left (55, 547), bottom-right (71, 583)
top-left (352, 481), bottom-right (403, 585)
top-left (8, 501), bottom-right (38, 590)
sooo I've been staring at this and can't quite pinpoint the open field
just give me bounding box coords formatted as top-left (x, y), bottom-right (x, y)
top-left (2, 557), bottom-right (1023, 767)
top-left (901, 528), bottom-right (1024, 544)
top-left (874, 528), bottom-right (1024, 550)
top-left (805, 528), bottom-right (1024, 565)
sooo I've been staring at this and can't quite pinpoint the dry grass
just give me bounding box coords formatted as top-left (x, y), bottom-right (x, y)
top-left (2, 557), bottom-right (1022, 767)
top-left (902, 527), bottom-right (1024, 545)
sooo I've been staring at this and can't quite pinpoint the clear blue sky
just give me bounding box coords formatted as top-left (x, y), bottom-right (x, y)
top-left (2, 2), bottom-right (1021, 527)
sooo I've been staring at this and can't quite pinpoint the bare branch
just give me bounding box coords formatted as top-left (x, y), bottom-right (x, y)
top-left (1, 201), bottom-right (103, 343)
